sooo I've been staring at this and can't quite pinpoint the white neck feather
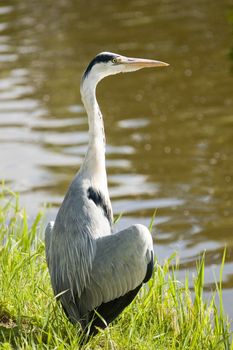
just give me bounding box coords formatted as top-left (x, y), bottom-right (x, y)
top-left (79, 76), bottom-right (107, 191)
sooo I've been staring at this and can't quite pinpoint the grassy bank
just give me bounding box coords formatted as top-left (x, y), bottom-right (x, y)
top-left (0, 189), bottom-right (232, 349)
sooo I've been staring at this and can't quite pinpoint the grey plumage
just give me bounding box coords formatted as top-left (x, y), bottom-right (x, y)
top-left (45, 52), bottom-right (168, 336)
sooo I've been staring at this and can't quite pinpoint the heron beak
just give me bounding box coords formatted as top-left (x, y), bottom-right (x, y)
top-left (118, 56), bottom-right (169, 69)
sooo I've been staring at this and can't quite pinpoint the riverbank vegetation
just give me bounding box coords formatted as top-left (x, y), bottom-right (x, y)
top-left (0, 188), bottom-right (232, 349)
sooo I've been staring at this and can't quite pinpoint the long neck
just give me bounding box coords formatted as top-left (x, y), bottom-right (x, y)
top-left (79, 78), bottom-right (107, 189)
top-left (82, 82), bottom-right (105, 144)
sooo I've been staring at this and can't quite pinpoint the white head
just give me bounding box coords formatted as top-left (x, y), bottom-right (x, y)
top-left (81, 51), bottom-right (169, 91)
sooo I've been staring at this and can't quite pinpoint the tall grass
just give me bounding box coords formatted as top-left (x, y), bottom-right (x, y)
top-left (0, 188), bottom-right (232, 349)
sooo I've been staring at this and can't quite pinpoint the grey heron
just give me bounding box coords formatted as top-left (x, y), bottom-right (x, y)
top-left (45, 52), bottom-right (169, 337)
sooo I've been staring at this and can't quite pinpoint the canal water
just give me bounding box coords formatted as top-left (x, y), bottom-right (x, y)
top-left (0, 0), bottom-right (233, 318)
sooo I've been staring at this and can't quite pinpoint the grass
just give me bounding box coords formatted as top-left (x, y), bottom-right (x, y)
top-left (0, 188), bottom-right (232, 349)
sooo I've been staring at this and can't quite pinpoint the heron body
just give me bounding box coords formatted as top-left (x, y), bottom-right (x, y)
top-left (45, 52), bottom-right (168, 336)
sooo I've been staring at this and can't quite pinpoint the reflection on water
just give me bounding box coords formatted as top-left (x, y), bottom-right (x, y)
top-left (0, 0), bottom-right (233, 316)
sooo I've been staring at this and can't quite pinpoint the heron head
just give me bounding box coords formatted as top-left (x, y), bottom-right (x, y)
top-left (81, 52), bottom-right (169, 88)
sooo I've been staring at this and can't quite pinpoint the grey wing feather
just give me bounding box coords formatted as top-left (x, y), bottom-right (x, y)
top-left (79, 224), bottom-right (153, 316)
top-left (45, 181), bottom-right (153, 326)
top-left (44, 184), bottom-right (102, 323)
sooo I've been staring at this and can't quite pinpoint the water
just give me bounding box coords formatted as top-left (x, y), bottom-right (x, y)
top-left (0, 0), bottom-right (233, 318)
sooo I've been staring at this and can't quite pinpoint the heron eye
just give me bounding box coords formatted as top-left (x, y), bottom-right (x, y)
top-left (112, 58), bottom-right (118, 64)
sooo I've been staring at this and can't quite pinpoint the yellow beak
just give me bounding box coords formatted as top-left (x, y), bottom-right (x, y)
top-left (119, 56), bottom-right (169, 69)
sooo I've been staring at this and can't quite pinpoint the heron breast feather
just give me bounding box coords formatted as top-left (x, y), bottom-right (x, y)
top-left (87, 186), bottom-right (112, 224)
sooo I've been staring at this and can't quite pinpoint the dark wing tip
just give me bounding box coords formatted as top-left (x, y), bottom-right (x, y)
top-left (87, 284), bottom-right (142, 335)
top-left (143, 250), bottom-right (154, 283)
